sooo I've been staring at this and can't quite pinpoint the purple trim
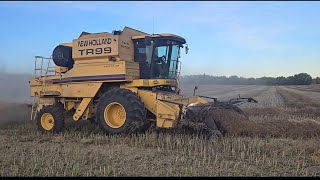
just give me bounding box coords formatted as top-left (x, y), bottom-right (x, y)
top-left (50, 74), bottom-right (126, 84)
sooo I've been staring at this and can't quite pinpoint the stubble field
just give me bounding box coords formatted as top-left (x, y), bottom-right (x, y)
top-left (1, 84), bottom-right (320, 176)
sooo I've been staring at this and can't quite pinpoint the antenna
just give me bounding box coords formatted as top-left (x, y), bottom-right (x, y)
top-left (152, 16), bottom-right (155, 35)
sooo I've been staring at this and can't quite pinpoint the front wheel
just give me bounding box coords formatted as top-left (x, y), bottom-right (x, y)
top-left (35, 104), bottom-right (65, 133)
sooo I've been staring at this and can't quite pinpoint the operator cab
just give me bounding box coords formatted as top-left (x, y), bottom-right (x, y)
top-left (132, 34), bottom-right (186, 79)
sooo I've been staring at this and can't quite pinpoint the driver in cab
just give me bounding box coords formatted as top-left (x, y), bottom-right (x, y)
top-left (154, 48), bottom-right (168, 78)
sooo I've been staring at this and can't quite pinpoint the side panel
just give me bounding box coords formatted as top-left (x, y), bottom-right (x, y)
top-left (63, 61), bottom-right (126, 78)
top-left (137, 89), bottom-right (157, 114)
top-left (118, 27), bottom-right (150, 62)
top-left (122, 79), bottom-right (177, 88)
top-left (30, 81), bottom-right (61, 97)
top-left (72, 33), bottom-right (119, 60)
top-left (125, 61), bottom-right (140, 80)
top-left (156, 101), bottom-right (180, 128)
top-left (72, 26), bottom-right (149, 62)
top-left (50, 61), bottom-right (139, 83)
top-left (137, 89), bottom-right (180, 128)
top-left (60, 83), bottom-right (102, 98)
top-left (118, 32), bottom-right (134, 62)
top-left (30, 79), bottom-right (103, 98)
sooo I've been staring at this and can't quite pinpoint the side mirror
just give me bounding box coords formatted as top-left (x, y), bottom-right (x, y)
top-left (185, 44), bottom-right (189, 54)
top-left (193, 86), bottom-right (198, 96)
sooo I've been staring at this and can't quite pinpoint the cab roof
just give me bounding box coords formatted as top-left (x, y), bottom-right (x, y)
top-left (132, 33), bottom-right (186, 44)
top-left (77, 26), bottom-right (186, 44)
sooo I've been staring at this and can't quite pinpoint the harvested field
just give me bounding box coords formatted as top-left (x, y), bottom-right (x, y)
top-left (1, 84), bottom-right (320, 176)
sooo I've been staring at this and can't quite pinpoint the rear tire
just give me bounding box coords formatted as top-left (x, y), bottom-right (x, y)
top-left (96, 88), bottom-right (148, 134)
top-left (36, 103), bottom-right (65, 133)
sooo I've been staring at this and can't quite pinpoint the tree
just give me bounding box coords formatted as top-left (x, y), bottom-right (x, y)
top-left (293, 73), bottom-right (312, 85)
top-left (314, 77), bottom-right (320, 84)
top-left (248, 78), bottom-right (255, 85)
top-left (179, 73), bottom-right (314, 85)
top-left (286, 76), bottom-right (295, 85)
top-left (275, 76), bottom-right (286, 85)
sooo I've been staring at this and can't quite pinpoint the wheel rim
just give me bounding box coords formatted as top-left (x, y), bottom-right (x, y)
top-left (41, 113), bottom-right (54, 130)
top-left (104, 102), bottom-right (126, 128)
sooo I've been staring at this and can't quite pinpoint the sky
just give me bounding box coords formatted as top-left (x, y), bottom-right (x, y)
top-left (0, 1), bottom-right (320, 78)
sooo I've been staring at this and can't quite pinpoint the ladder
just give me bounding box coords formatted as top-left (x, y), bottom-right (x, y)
top-left (30, 56), bottom-right (56, 120)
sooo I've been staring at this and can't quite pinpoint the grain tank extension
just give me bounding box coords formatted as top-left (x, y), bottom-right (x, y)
top-left (29, 26), bottom-right (257, 136)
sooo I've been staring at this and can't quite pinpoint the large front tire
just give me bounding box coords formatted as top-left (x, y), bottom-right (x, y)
top-left (96, 88), bottom-right (148, 134)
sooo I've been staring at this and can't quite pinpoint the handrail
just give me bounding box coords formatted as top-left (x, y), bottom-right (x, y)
top-left (31, 56), bottom-right (55, 120)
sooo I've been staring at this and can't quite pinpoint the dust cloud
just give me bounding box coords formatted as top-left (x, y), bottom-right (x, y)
top-left (0, 72), bottom-right (32, 126)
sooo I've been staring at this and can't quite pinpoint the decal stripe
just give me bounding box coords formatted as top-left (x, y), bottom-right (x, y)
top-left (50, 74), bottom-right (126, 84)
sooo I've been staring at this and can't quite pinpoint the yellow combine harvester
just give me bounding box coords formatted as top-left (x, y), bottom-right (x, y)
top-left (29, 27), bottom-right (257, 136)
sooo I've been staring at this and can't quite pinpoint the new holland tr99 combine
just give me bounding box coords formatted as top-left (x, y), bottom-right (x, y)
top-left (29, 26), bottom-right (257, 137)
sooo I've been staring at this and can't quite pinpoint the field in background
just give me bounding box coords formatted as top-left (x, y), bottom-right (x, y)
top-left (1, 84), bottom-right (320, 176)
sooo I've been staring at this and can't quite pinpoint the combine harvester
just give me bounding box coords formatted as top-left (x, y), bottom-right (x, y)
top-left (29, 27), bottom-right (257, 137)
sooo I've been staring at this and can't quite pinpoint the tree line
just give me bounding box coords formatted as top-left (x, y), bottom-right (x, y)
top-left (179, 73), bottom-right (319, 85)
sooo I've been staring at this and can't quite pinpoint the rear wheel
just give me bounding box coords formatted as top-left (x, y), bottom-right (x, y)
top-left (36, 104), bottom-right (65, 133)
top-left (96, 88), bottom-right (149, 134)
